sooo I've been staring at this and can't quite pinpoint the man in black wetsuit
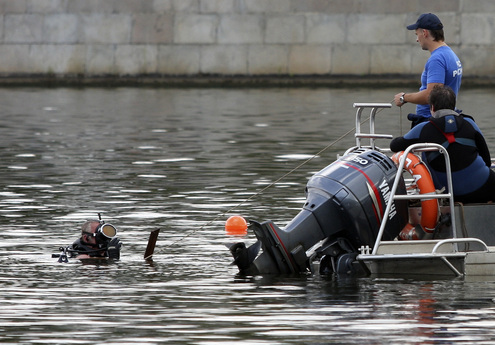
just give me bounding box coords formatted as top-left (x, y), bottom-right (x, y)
top-left (71, 220), bottom-right (122, 259)
top-left (390, 85), bottom-right (495, 204)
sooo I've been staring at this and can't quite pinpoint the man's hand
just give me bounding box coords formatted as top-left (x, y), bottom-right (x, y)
top-left (394, 92), bottom-right (406, 107)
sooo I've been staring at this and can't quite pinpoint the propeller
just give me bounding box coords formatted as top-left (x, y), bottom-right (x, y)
top-left (226, 240), bottom-right (260, 271)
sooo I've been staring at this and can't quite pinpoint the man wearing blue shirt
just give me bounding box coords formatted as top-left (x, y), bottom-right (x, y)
top-left (394, 13), bottom-right (463, 128)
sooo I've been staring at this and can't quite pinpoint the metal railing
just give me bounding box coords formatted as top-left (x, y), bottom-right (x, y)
top-left (371, 143), bottom-right (456, 255)
top-left (353, 103), bottom-right (393, 150)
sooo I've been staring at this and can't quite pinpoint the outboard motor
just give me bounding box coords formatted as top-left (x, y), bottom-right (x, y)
top-left (229, 148), bottom-right (408, 275)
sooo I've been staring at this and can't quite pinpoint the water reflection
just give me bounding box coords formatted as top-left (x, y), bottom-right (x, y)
top-left (1, 87), bottom-right (495, 344)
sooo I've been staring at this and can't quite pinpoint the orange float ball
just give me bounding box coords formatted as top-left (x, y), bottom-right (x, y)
top-left (225, 215), bottom-right (248, 235)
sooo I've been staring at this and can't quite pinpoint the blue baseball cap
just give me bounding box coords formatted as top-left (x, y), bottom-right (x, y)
top-left (407, 13), bottom-right (443, 30)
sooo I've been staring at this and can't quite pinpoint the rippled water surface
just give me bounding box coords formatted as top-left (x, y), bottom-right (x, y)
top-left (2, 87), bottom-right (495, 344)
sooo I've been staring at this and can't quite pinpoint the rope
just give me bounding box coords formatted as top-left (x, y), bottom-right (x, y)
top-left (399, 104), bottom-right (403, 136)
top-left (164, 126), bottom-right (357, 248)
top-left (164, 102), bottom-right (396, 248)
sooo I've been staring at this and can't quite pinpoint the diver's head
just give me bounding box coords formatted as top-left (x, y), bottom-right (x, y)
top-left (81, 220), bottom-right (118, 246)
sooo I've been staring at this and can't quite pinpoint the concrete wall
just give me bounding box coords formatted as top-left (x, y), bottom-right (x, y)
top-left (1, 0), bottom-right (494, 83)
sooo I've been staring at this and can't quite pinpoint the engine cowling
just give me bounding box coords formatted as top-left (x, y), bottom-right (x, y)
top-left (229, 149), bottom-right (408, 275)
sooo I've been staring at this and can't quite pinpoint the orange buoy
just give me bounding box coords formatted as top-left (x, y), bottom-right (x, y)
top-left (225, 216), bottom-right (248, 235)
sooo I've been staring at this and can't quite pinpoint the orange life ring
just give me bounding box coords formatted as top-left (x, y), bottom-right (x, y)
top-left (391, 151), bottom-right (439, 240)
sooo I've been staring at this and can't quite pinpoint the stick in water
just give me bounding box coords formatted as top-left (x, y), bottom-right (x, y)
top-left (144, 229), bottom-right (160, 260)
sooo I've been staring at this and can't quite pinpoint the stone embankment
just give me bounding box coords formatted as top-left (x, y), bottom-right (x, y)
top-left (0, 0), bottom-right (494, 86)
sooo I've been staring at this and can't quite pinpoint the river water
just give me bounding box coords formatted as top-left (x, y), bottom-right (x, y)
top-left (2, 86), bottom-right (495, 344)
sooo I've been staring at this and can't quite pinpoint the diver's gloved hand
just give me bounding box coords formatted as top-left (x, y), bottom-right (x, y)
top-left (107, 237), bottom-right (122, 259)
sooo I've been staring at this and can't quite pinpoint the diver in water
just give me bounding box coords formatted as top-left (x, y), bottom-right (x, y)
top-left (70, 219), bottom-right (122, 260)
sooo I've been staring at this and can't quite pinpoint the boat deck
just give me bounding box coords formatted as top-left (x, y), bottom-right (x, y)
top-left (357, 205), bottom-right (495, 277)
